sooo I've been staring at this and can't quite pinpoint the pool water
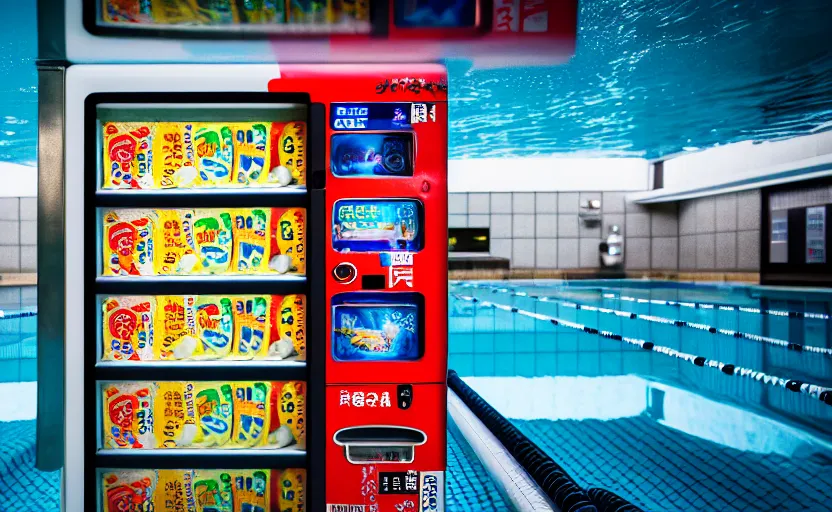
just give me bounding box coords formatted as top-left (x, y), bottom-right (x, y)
top-left (450, 280), bottom-right (832, 511)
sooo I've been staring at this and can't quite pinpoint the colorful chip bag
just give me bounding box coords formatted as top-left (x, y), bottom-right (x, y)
top-left (155, 382), bottom-right (197, 449)
top-left (102, 296), bottom-right (155, 361)
top-left (195, 124), bottom-right (234, 186)
top-left (153, 122), bottom-right (198, 188)
top-left (268, 381), bottom-right (305, 449)
top-left (102, 123), bottom-right (154, 190)
top-left (193, 470), bottom-right (234, 512)
top-left (274, 468), bottom-right (306, 512)
top-left (233, 209), bottom-right (270, 273)
top-left (240, 0), bottom-right (285, 23)
top-left (155, 209), bottom-right (199, 275)
top-left (155, 470), bottom-right (198, 512)
top-left (102, 470), bottom-right (157, 512)
top-left (155, 295), bottom-right (201, 360)
top-left (232, 470), bottom-right (270, 511)
top-left (103, 382), bottom-right (155, 449)
top-left (102, 210), bottom-right (155, 276)
top-left (233, 296), bottom-right (270, 359)
top-left (193, 383), bottom-right (234, 448)
top-left (268, 295), bottom-right (306, 360)
top-left (269, 121), bottom-right (306, 186)
top-left (269, 208), bottom-right (306, 274)
top-left (231, 382), bottom-right (270, 448)
top-left (192, 210), bottom-right (233, 274)
top-left (194, 0), bottom-right (239, 24)
top-left (195, 296), bottom-right (234, 359)
top-left (233, 123), bottom-right (271, 186)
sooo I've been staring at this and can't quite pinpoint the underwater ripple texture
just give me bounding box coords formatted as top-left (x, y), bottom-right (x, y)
top-left (448, 0), bottom-right (832, 159)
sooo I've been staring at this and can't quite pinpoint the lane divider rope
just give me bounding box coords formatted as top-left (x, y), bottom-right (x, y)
top-left (451, 283), bottom-right (832, 357)
top-left (0, 310), bottom-right (37, 321)
top-left (453, 294), bottom-right (832, 407)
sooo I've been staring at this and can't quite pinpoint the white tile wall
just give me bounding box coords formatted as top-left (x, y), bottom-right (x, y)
top-left (0, 197), bottom-right (35, 274)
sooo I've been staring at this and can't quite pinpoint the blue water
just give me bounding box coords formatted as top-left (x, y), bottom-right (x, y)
top-left (450, 279), bottom-right (832, 511)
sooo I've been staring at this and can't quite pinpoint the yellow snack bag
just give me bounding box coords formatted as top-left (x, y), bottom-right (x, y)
top-left (102, 122), bottom-right (154, 190)
top-left (195, 296), bottom-right (234, 359)
top-left (277, 468), bottom-right (306, 512)
top-left (155, 295), bottom-right (203, 360)
top-left (193, 470), bottom-right (233, 512)
top-left (194, 124), bottom-right (234, 186)
top-left (192, 210), bottom-right (233, 274)
top-left (102, 296), bottom-right (155, 361)
top-left (193, 382), bottom-right (234, 448)
top-left (232, 296), bottom-right (270, 359)
top-left (233, 123), bottom-right (271, 186)
top-left (232, 470), bottom-right (269, 511)
top-left (102, 382), bottom-right (155, 449)
top-left (269, 121), bottom-right (306, 186)
top-left (232, 209), bottom-right (270, 274)
top-left (153, 122), bottom-right (198, 189)
top-left (102, 209), bottom-right (155, 276)
top-left (155, 210), bottom-right (199, 275)
top-left (154, 382), bottom-right (197, 449)
top-left (102, 470), bottom-right (157, 512)
top-left (267, 381), bottom-right (305, 449)
top-left (267, 295), bottom-right (305, 361)
top-left (150, 0), bottom-right (199, 23)
top-left (155, 470), bottom-right (197, 512)
top-left (230, 382), bottom-right (270, 448)
top-left (268, 208), bottom-right (306, 275)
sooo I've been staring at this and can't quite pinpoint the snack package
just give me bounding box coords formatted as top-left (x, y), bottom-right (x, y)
top-left (153, 122), bottom-right (198, 189)
top-left (274, 468), bottom-right (306, 512)
top-left (155, 470), bottom-right (197, 512)
top-left (103, 382), bottom-right (155, 449)
top-left (232, 209), bottom-right (271, 273)
top-left (155, 296), bottom-right (202, 360)
top-left (194, 124), bottom-right (234, 186)
top-left (269, 208), bottom-right (306, 275)
top-left (233, 470), bottom-right (270, 511)
top-left (192, 210), bottom-right (234, 274)
top-left (102, 296), bottom-right (155, 361)
top-left (102, 470), bottom-right (157, 512)
top-left (289, 0), bottom-right (327, 23)
top-left (155, 382), bottom-right (197, 449)
top-left (102, 210), bottom-right (155, 276)
top-left (102, 123), bottom-right (154, 190)
top-left (268, 381), bottom-right (305, 449)
top-left (193, 383), bottom-right (234, 448)
top-left (233, 296), bottom-right (270, 359)
top-left (233, 123), bottom-right (271, 186)
top-left (231, 382), bottom-right (270, 448)
top-left (194, 0), bottom-right (239, 24)
top-left (269, 122), bottom-right (306, 186)
top-left (194, 470), bottom-right (234, 512)
top-left (268, 295), bottom-right (306, 360)
top-left (241, 0), bottom-right (285, 23)
top-left (150, 0), bottom-right (200, 24)
top-left (155, 209), bottom-right (199, 275)
top-left (195, 296), bottom-right (234, 359)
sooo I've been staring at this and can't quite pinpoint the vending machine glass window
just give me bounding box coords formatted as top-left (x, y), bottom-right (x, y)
top-left (332, 292), bottom-right (424, 361)
top-left (332, 198), bottom-right (424, 253)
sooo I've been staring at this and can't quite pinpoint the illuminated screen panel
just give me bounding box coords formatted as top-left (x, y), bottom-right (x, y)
top-left (330, 103), bottom-right (418, 131)
top-left (332, 292), bottom-right (424, 362)
top-left (330, 133), bottom-right (413, 177)
top-left (393, 0), bottom-right (478, 28)
top-left (332, 199), bottom-right (423, 253)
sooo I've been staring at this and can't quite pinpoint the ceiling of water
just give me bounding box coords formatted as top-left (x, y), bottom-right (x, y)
top-left (1, 1), bottom-right (831, 164)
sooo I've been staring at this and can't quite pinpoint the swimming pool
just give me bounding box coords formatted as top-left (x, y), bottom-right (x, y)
top-left (450, 279), bottom-right (832, 511)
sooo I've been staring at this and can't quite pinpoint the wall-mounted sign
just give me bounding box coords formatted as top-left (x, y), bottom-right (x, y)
top-left (806, 206), bottom-right (826, 264)
top-left (770, 210), bottom-right (788, 264)
top-left (331, 103), bottom-right (414, 131)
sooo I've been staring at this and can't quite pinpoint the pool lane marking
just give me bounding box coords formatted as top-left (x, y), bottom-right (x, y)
top-left (453, 294), bottom-right (832, 407)
top-left (0, 310), bottom-right (37, 320)
top-left (450, 281), bottom-right (831, 320)
top-left (451, 283), bottom-right (832, 357)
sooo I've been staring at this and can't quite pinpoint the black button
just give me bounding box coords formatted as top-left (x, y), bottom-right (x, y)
top-left (397, 385), bottom-right (413, 410)
top-left (333, 263), bottom-right (356, 283)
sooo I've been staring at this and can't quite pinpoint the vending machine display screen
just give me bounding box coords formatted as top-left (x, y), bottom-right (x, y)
top-left (330, 133), bottom-right (414, 177)
top-left (394, 0), bottom-right (478, 28)
top-left (332, 293), bottom-right (423, 361)
top-left (330, 103), bottom-right (414, 131)
top-left (332, 199), bottom-right (423, 253)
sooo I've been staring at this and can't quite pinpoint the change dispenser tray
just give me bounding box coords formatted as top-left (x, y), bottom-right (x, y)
top-left (334, 426), bottom-right (427, 464)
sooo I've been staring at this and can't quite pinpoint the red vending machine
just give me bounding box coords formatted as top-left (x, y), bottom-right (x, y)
top-left (271, 64), bottom-right (448, 512)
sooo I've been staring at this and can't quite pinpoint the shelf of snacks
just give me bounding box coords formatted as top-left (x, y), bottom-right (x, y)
top-left (97, 450), bottom-right (307, 469)
top-left (96, 361), bottom-right (307, 381)
top-left (95, 276), bottom-right (307, 295)
top-left (95, 188), bottom-right (308, 209)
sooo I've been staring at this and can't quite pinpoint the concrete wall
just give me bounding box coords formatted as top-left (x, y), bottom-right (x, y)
top-left (0, 197), bottom-right (37, 273)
